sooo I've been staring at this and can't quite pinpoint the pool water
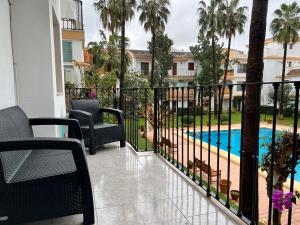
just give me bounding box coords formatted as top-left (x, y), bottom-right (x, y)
top-left (189, 128), bottom-right (300, 182)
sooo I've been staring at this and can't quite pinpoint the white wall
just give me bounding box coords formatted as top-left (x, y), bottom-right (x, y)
top-left (168, 60), bottom-right (199, 77)
top-left (11, 0), bottom-right (65, 137)
top-left (0, 0), bottom-right (16, 109)
top-left (63, 39), bottom-right (84, 85)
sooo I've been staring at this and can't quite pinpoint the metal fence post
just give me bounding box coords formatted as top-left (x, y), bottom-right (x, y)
top-left (153, 88), bottom-right (158, 153)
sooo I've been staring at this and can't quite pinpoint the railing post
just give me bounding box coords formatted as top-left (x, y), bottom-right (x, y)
top-left (153, 88), bottom-right (158, 153)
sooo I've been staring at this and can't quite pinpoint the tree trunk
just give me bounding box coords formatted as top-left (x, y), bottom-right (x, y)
top-left (151, 30), bottom-right (156, 87)
top-left (211, 35), bottom-right (218, 118)
top-left (119, 0), bottom-right (126, 110)
top-left (279, 41), bottom-right (288, 117)
top-left (241, 0), bottom-right (269, 223)
top-left (220, 35), bottom-right (232, 113)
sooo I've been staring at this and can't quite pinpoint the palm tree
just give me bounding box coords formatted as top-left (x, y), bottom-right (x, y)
top-left (88, 31), bottom-right (130, 75)
top-left (94, 0), bottom-right (136, 35)
top-left (137, 0), bottom-right (170, 87)
top-left (270, 2), bottom-right (300, 117)
top-left (87, 31), bottom-right (107, 71)
top-left (198, 0), bottom-right (222, 116)
top-left (241, 0), bottom-right (269, 222)
top-left (93, 0), bottom-right (136, 109)
top-left (219, 0), bottom-right (247, 112)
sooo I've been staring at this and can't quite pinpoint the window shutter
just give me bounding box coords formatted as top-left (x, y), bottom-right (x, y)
top-left (63, 41), bottom-right (73, 62)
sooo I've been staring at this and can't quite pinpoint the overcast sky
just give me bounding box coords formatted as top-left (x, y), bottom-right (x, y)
top-left (83, 0), bottom-right (296, 52)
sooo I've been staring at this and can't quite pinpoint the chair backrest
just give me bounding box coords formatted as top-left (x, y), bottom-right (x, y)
top-left (195, 158), bottom-right (210, 174)
top-left (0, 106), bottom-right (33, 183)
top-left (71, 99), bottom-right (103, 124)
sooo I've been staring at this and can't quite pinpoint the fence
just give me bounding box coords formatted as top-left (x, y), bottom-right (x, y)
top-left (66, 81), bottom-right (300, 225)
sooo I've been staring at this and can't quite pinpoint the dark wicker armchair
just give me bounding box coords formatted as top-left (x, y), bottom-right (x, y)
top-left (0, 106), bottom-right (94, 225)
top-left (69, 100), bottom-right (125, 155)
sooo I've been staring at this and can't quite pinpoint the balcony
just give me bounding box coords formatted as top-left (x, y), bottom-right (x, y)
top-left (22, 82), bottom-right (300, 225)
top-left (61, 0), bottom-right (83, 30)
top-left (24, 143), bottom-right (239, 225)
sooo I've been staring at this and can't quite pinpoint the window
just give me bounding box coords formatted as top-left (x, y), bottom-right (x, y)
top-left (63, 41), bottom-right (73, 62)
top-left (236, 81), bottom-right (244, 91)
top-left (188, 101), bottom-right (194, 108)
top-left (172, 63), bottom-right (177, 76)
top-left (172, 101), bottom-right (177, 111)
top-left (141, 62), bottom-right (149, 76)
top-left (237, 64), bottom-right (247, 73)
top-left (188, 62), bottom-right (194, 71)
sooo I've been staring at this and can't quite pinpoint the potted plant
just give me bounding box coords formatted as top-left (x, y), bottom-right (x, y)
top-left (188, 160), bottom-right (194, 170)
top-left (230, 190), bottom-right (239, 201)
top-left (220, 179), bottom-right (232, 195)
top-left (140, 125), bottom-right (145, 132)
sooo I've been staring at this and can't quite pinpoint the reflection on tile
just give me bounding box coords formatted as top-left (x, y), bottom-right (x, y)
top-left (145, 217), bottom-right (191, 225)
top-left (188, 212), bottom-right (237, 225)
top-left (134, 199), bottom-right (186, 224)
top-left (97, 206), bottom-right (144, 225)
top-left (171, 193), bottom-right (217, 217)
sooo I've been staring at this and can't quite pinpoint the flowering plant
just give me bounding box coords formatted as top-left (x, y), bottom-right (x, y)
top-left (88, 90), bottom-right (96, 99)
top-left (272, 189), bottom-right (299, 212)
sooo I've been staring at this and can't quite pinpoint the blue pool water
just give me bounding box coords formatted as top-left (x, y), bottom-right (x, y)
top-left (189, 128), bottom-right (300, 182)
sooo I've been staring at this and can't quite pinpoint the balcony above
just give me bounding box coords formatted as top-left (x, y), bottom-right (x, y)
top-left (61, 0), bottom-right (83, 31)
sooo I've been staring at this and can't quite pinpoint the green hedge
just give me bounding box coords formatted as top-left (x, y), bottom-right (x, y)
top-left (260, 105), bottom-right (277, 115)
top-left (177, 108), bottom-right (208, 116)
top-left (182, 115), bottom-right (195, 125)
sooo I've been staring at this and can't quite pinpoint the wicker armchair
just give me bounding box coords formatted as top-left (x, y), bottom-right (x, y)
top-left (69, 100), bottom-right (125, 155)
top-left (0, 106), bottom-right (94, 225)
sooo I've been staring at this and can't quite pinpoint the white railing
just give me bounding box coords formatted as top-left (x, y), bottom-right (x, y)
top-left (264, 48), bottom-right (283, 57)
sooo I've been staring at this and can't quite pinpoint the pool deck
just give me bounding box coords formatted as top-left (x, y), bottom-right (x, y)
top-left (148, 122), bottom-right (300, 224)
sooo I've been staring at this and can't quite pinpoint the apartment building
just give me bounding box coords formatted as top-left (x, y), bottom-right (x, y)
top-left (127, 49), bottom-right (200, 109)
top-left (61, 0), bottom-right (86, 85)
top-left (128, 49), bottom-right (200, 87)
top-left (223, 39), bottom-right (300, 106)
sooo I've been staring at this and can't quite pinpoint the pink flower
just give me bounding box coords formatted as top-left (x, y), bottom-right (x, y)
top-left (88, 90), bottom-right (96, 99)
top-left (272, 189), bottom-right (295, 212)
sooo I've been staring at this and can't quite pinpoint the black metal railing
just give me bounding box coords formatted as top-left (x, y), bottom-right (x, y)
top-left (65, 82), bottom-right (300, 225)
top-left (61, 0), bottom-right (83, 30)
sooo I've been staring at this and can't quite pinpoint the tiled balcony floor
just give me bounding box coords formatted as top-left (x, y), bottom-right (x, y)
top-left (24, 143), bottom-right (240, 225)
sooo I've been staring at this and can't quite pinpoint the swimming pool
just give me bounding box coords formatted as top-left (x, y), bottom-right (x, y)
top-left (188, 128), bottom-right (300, 182)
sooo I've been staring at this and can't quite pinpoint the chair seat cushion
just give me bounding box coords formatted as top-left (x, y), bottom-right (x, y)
top-left (9, 150), bottom-right (76, 183)
top-left (80, 123), bottom-right (123, 146)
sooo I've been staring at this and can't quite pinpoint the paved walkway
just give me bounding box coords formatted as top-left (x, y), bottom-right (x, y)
top-left (23, 143), bottom-right (240, 225)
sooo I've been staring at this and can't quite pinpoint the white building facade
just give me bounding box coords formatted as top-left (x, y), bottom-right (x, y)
top-left (223, 39), bottom-right (300, 107)
top-left (0, 0), bottom-right (67, 137)
top-left (61, 0), bottom-right (85, 86)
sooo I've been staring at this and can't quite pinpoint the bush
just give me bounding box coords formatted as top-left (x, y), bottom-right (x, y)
top-left (177, 108), bottom-right (208, 116)
top-left (182, 115), bottom-right (195, 125)
top-left (283, 105), bottom-right (294, 117)
top-left (220, 114), bottom-right (229, 124)
top-left (260, 105), bottom-right (276, 115)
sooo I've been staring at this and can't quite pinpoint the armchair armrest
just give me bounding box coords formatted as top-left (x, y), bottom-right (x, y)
top-left (69, 110), bottom-right (95, 130)
top-left (100, 108), bottom-right (124, 125)
top-left (29, 118), bottom-right (83, 140)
